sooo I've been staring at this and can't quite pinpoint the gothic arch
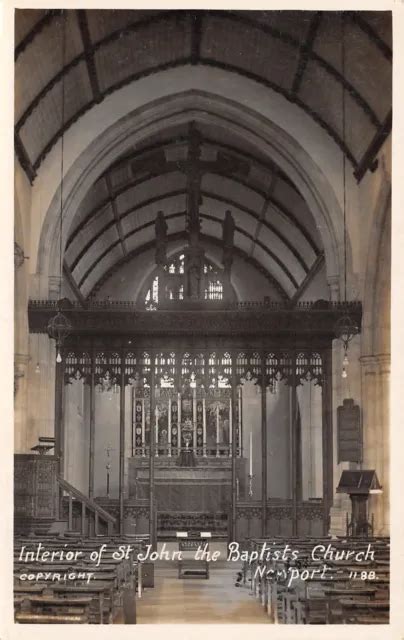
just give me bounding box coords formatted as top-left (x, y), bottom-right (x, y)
top-left (33, 73), bottom-right (351, 298)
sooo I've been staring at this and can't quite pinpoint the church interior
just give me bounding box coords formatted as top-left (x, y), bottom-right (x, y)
top-left (13, 9), bottom-right (391, 625)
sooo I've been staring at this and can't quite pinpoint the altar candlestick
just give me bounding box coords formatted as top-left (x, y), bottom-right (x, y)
top-left (155, 406), bottom-right (159, 457)
top-left (168, 397), bottom-right (172, 456)
top-left (178, 392), bottom-right (181, 451)
top-left (141, 398), bottom-right (145, 457)
top-left (238, 387), bottom-right (242, 455)
top-left (193, 387), bottom-right (197, 450)
top-left (202, 397), bottom-right (206, 456)
top-left (229, 398), bottom-right (232, 456)
top-left (216, 405), bottom-right (220, 456)
top-left (249, 431), bottom-right (253, 475)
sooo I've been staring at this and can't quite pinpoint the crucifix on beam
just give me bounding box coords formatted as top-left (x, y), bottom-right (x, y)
top-left (154, 122), bottom-right (246, 302)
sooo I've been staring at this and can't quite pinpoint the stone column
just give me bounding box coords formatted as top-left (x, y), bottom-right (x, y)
top-left (14, 353), bottom-right (30, 451)
top-left (321, 347), bottom-right (333, 535)
top-left (360, 354), bottom-right (390, 535)
top-left (14, 242), bottom-right (30, 452)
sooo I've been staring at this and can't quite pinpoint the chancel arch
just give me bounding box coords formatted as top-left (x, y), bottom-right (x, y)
top-left (35, 87), bottom-right (350, 299)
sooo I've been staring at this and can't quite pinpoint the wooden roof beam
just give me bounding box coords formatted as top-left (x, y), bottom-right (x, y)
top-left (105, 174), bottom-right (128, 257)
top-left (290, 252), bottom-right (325, 304)
top-left (63, 261), bottom-right (86, 306)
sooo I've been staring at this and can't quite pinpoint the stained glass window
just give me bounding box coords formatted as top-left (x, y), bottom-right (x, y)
top-left (144, 252), bottom-right (224, 309)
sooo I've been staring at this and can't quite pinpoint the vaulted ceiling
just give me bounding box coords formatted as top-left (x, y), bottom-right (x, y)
top-left (63, 121), bottom-right (324, 300)
top-left (15, 10), bottom-right (392, 302)
top-left (15, 10), bottom-right (392, 183)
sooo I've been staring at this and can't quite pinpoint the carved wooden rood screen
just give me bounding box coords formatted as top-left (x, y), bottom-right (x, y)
top-left (28, 299), bottom-right (362, 543)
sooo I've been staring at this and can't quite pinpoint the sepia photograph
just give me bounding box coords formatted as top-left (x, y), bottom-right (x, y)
top-left (11, 6), bottom-right (392, 627)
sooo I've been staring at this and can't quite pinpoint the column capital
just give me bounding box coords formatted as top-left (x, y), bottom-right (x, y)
top-left (49, 275), bottom-right (62, 299)
top-left (15, 352), bottom-right (31, 366)
top-left (360, 354), bottom-right (379, 368)
top-left (360, 353), bottom-right (390, 374)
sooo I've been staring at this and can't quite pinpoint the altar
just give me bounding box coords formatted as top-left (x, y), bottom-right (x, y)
top-left (129, 455), bottom-right (246, 513)
top-left (128, 381), bottom-right (246, 536)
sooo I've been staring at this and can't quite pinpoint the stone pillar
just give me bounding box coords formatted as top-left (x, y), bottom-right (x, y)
top-left (290, 381), bottom-right (298, 536)
top-left (360, 354), bottom-right (390, 535)
top-left (321, 347), bottom-right (333, 535)
top-left (25, 334), bottom-right (56, 452)
top-left (14, 353), bottom-right (30, 451)
top-left (14, 241), bottom-right (30, 452)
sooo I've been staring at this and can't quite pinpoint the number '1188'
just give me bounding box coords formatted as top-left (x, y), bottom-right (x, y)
top-left (348, 571), bottom-right (376, 580)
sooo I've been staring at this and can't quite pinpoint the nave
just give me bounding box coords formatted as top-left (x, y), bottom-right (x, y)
top-left (13, 533), bottom-right (390, 624)
top-left (134, 560), bottom-right (270, 624)
top-left (13, 7), bottom-right (392, 628)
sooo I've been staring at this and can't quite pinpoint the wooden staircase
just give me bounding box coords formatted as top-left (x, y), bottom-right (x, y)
top-left (14, 454), bottom-right (117, 537)
top-left (58, 477), bottom-right (117, 536)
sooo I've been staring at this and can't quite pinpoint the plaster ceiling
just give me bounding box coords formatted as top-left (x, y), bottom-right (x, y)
top-left (14, 10), bottom-right (391, 302)
top-left (15, 10), bottom-right (391, 183)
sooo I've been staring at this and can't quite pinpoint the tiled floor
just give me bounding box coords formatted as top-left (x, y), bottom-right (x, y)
top-left (136, 562), bottom-right (271, 624)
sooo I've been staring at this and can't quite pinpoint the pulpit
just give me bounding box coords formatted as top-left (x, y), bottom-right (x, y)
top-left (337, 470), bottom-right (382, 537)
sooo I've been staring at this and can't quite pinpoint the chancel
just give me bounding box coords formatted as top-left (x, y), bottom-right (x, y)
top-left (13, 8), bottom-right (391, 625)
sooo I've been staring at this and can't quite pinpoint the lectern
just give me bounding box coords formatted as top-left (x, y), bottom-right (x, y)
top-left (30, 436), bottom-right (55, 455)
top-left (336, 470), bottom-right (382, 537)
top-left (177, 531), bottom-right (211, 579)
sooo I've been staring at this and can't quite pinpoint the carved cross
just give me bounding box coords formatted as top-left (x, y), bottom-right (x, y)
top-left (153, 122), bottom-right (247, 246)
top-left (175, 122), bottom-right (244, 244)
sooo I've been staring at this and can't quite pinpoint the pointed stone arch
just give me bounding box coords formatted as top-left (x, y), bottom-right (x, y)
top-left (32, 72), bottom-right (350, 299)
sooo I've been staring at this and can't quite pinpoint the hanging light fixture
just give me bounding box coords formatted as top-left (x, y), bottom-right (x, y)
top-left (48, 305), bottom-right (72, 363)
top-left (47, 10), bottom-right (72, 362)
top-left (335, 13), bottom-right (358, 378)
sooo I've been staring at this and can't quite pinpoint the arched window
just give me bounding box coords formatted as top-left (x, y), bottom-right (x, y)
top-left (144, 252), bottom-right (226, 310)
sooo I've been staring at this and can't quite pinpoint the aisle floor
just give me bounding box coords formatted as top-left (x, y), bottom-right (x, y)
top-left (136, 563), bottom-right (271, 624)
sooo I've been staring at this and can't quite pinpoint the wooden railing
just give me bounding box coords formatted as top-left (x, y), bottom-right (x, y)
top-left (58, 477), bottom-right (117, 536)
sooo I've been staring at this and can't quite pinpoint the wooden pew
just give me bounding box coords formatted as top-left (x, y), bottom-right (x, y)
top-left (16, 612), bottom-right (88, 623)
top-left (13, 534), bottom-right (148, 624)
top-left (244, 535), bottom-right (390, 625)
top-left (15, 595), bottom-right (92, 623)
